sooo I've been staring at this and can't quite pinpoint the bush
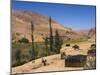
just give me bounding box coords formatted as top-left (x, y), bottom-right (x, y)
top-left (72, 45), bottom-right (80, 50)
top-left (66, 44), bottom-right (70, 47)
top-left (61, 52), bottom-right (66, 59)
top-left (18, 37), bottom-right (29, 43)
top-left (88, 44), bottom-right (96, 56)
top-left (90, 44), bottom-right (96, 48)
top-left (14, 49), bottom-right (21, 65)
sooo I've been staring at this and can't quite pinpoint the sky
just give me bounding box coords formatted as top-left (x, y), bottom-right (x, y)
top-left (11, 1), bottom-right (96, 31)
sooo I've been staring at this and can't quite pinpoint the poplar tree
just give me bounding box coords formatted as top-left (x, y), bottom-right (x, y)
top-left (49, 17), bottom-right (53, 52)
top-left (44, 37), bottom-right (49, 55)
top-left (54, 30), bottom-right (63, 53)
top-left (31, 21), bottom-right (35, 60)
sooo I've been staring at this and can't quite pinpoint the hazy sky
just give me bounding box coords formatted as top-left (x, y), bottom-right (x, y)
top-left (12, 1), bottom-right (96, 31)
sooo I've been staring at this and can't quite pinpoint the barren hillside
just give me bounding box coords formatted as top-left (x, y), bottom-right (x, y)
top-left (12, 10), bottom-right (90, 42)
top-left (12, 10), bottom-right (72, 42)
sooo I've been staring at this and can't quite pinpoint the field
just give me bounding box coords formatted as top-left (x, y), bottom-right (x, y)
top-left (12, 39), bottom-right (96, 74)
top-left (12, 42), bottom-right (58, 67)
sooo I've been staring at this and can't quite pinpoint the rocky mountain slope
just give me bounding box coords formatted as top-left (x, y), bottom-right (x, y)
top-left (12, 10), bottom-right (72, 42)
top-left (12, 10), bottom-right (95, 42)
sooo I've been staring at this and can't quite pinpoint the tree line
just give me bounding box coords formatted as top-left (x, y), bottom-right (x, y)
top-left (13, 16), bottom-right (63, 66)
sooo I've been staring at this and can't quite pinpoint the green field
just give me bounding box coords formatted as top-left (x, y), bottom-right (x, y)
top-left (12, 42), bottom-right (56, 67)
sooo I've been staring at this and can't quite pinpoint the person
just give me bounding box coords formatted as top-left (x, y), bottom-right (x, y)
top-left (42, 57), bottom-right (47, 66)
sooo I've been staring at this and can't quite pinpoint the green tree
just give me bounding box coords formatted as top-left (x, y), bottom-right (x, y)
top-left (54, 30), bottom-right (63, 53)
top-left (49, 17), bottom-right (53, 52)
top-left (30, 21), bottom-right (35, 60)
top-left (44, 37), bottom-right (49, 55)
top-left (18, 37), bottom-right (29, 43)
top-left (15, 49), bottom-right (21, 65)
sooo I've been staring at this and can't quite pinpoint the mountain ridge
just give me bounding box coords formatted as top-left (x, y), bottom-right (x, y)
top-left (12, 10), bottom-right (95, 42)
top-left (12, 10), bottom-right (72, 42)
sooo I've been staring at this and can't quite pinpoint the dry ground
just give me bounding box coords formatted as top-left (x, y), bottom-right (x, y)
top-left (12, 41), bottom-right (95, 74)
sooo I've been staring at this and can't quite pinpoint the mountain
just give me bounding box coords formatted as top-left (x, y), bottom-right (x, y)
top-left (88, 28), bottom-right (96, 38)
top-left (87, 28), bottom-right (96, 42)
top-left (12, 10), bottom-right (72, 42)
top-left (12, 10), bottom-right (95, 42)
top-left (76, 27), bottom-right (96, 42)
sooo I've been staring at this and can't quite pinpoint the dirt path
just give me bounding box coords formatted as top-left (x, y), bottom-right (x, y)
top-left (12, 54), bottom-right (83, 74)
top-left (12, 41), bottom-right (94, 74)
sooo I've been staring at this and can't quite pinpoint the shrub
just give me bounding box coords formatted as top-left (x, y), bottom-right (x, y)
top-left (18, 37), bottom-right (29, 43)
top-left (90, 44), bottom-right (96, 48)
top-left (61, 52), bottom-right (66, 59)
top-left (66, 44), bottom-right (70, 47)
top-left (88, 44), bottom-right (96, 56)
top-left (72, 45), bottom-right (80, 50)
top-left (15, 49), bottom-right (21, 64)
